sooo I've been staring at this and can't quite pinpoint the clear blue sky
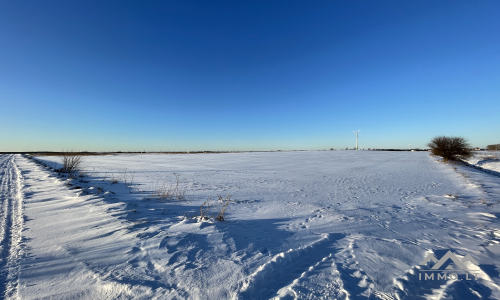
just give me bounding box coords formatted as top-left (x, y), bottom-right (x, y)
top-left (1, 1), bottom-right (499, 151)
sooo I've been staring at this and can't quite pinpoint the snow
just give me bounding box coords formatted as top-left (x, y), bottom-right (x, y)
top-left (465, 151), bottom-right (500, 174)
top-left (1, 151), bottom-right (500, 299)
top-left (0, 155), bottom-right (24, 299)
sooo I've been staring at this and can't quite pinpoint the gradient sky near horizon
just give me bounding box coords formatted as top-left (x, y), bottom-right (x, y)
top-left (1, 1), bottom-right (499, 151)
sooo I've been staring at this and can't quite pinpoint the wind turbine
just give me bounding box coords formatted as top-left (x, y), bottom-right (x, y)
top-left (352, 130), bottom-right (360, 150)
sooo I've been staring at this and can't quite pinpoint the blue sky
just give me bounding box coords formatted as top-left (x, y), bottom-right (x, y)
top-left (1, 1), bottom-right (499, 151)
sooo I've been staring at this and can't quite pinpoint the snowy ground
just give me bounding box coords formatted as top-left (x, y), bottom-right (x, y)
top-left (1, 151), bottom-right (500, 299)
top-left (465, 151), bottom-right (500, 175)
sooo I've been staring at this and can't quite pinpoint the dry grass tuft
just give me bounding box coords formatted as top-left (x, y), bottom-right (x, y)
top-left (193, 194), bottom-right (232, 222)
top-left (198, 198), bottom-right (214, 221)
top-left (150, 174), bottom-right (187, 201)
top-left (215, 195), bottom-right (231, 221)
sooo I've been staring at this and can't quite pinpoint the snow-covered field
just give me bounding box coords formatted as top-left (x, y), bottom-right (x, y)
top-left (1, 151), bottom-right (500, 299)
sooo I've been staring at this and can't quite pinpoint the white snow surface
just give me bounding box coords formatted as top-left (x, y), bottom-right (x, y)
top-left (1, 151), bottom-right (500, 299)
top-left (465, 151), bottom-right (500, 174)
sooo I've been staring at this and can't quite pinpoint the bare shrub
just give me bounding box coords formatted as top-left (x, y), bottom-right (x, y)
top-left (59, 153), bottom-right (84, 173)
top-left (427, 136), bottom-right (472, 162)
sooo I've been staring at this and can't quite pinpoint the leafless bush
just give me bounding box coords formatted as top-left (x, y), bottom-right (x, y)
top-left (427, 136), bottom-right (472, 162)
top-left (59, 153), bottom-right (84, 173)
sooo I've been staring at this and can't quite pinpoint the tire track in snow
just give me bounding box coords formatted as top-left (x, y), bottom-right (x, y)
top-left (238, 233), bottom-right (347, 299)
top-left (0, 155), bottom-right (25, 300)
